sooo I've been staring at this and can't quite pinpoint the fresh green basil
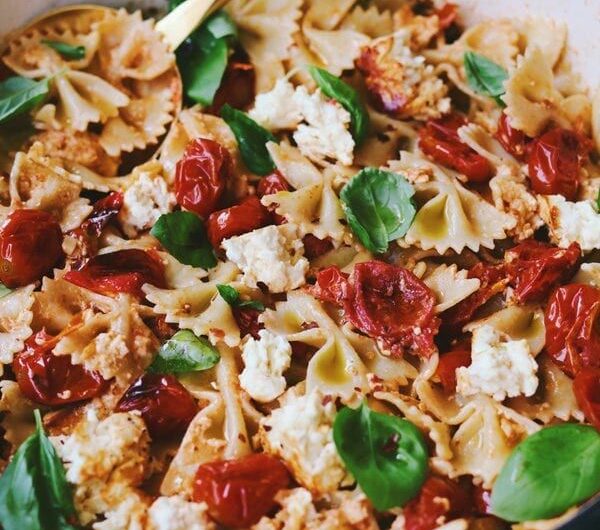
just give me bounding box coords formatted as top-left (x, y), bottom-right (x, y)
top-left (464, 51), bottom-right (508, 107)
top-left (333, 401), bottom-right (428, 511)
top-left (0, 282), bottom-right (12, 298)
top-left (151, 211), bottom-right (216, 269)
top-left (340, 168), bottom-right (416, 253)
top-left (490, 424), bottom-right (600, 522)
top-left (0, 76), bottom-right (50, 125)
top-left (308, 65), bottom-right (370, 145)
top-left (217, 283), bottom-right (265, 311)
top-left (149, 329), bottom-right (220, 373)
top-left (0, 410), bottom-right (77, 530)
top-left (221, 104), bottom-right (277, 175)
top-left (596, 188), bottom-right (600, 212)
top-left (173, 6), bottom-right (237, 106)
top-left (42, 40), bottom-right (86, 60)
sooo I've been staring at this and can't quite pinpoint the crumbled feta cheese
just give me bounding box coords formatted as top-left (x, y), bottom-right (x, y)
top-left (292, 86), bottom-right (355, 166)
top-left (239, 330), bottom-right (292, 402)
top-left (538, 195), bottom-right (600, 251)
top-left (92, 492), bottom-right (148, 530)
top-left (222, 225), bottom-right (308, 293)
top-left (457, 325), bottom-right (538, 401)
top-left (51, 410), bottom-right (150, 525)
top-left (573, 262), bottom-right (600, 287)
top-left (147, 496), bottom-right (215, 530)
top-left (249, 79), bottom-right (303, 130)
top-left (258, 389), bottom-right (348, 494)
top-left (119, 171), bottom-right (175, 237)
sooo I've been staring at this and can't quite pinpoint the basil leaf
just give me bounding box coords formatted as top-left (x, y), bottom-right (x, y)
top-left (596, 188), bottom-right (600, 212)
top-left (193, 10), bottom-right (237, 48)
top-left (0, 282), bottom-right (12, 298)
top-left (464, 51), bottom-right (508, 106)
top-left (181, 38), bottom-right (229, 106)
top-left (42, 40), bottom-right (86, 60)
top-left (151, 211), bottom-right (216, 269)
top-left (340, 168), bottom-right (416, 253)
top-left (0, 410), bottom-right (77, 530)
top-left (333, 401), bottom-right (428, 511)
top-left (308, 65), bottom-right (369, 145)
top-left (221, 104), bottom-right (277, 175)
top-left (149, 329), bottom-right (220, 373)
top-left (0, 76), bottom-right (49, 125)
top-left (216, 284), bottom-right (265, 311)
top-left (490, 424), bottom-right (600, 522)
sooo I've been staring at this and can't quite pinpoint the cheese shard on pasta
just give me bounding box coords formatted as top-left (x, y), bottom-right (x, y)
top-left (400, 152), bottom-right (515, 253)
top-left (223, 224), bottom-right (309, 293)
top-left (258, 388), bottom-right (349, 495)
top-left (457, 324), bottom-right (538, 401)
top-left (538, 195), bottom-right (600, 251)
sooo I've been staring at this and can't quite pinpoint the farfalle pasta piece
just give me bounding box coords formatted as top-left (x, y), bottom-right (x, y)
top-left (96, 9), bottom-right (174, 81)
top-left (339, 4), bottom-right (393, 38)
top-left (262, 291), bottom-right (369, 401)
top-left (400, 152), bottom-right (515, 253)
top-left (261, 142), bottom-right (348, 243)
top-left (0, 380), bottom-right (36, 449)
top-left (514, 17), bottom-right (567, 70)
top-left (225, 0), bottom-right (302, 92)
top-left (419, 263), bottom-right (481, 313)
top-left (143, 261), bottom-right (244, 347)
top-left (53, 295), bottom-right (158, 384)
top-left (2, 7), bottom-right (104, 77)
top-left (503, 47), bottom-right (591, 137)
top-left (0, 285), bottom-right (35, 375)
top-left (161, 345), bottom-right (252, 496)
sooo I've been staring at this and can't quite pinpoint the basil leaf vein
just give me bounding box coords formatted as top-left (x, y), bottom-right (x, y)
top-left (151, 211), bottom-right (216, 269)
top-left (490, 424), bottom-right (600, 522)
top-left (217, 283), bottom-right (265, 311)
top-left (221, 104), bottom-right (277, 175)
top-left (333, 401), bottom-right (428, 511)
top-left (42, 40), bottom-right (86, 60)
top-left (340, 167), bottom-right (416, 253)
top-left (0, 76), bottom-right (50, 125)
top-left (0, 410), bottom-right (77, 530)
top-left (308, 65), bottom-right (370, 145)
top-left (149, 329), bottom-right (220, 373)
top-left (464, 51), bottom-right (508, 107)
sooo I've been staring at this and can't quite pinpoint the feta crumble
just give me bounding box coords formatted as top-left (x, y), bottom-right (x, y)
top-left (457, 325), bottom-right (538, 401)
top-left (222, 224), bottom-right (308, 293)
top-left (258, 389), bottom-right (348, 494)
top-left (239, 330), bottom-right (292, 403)
top-left (538, 195), bottom-right (600, 251)
top-left (249, 78), bottom-right (302, 130)
top-left (148, 496), bottom-right (216, 530)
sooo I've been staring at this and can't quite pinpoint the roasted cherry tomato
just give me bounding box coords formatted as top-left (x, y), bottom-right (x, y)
top-left (13, 330), bottom-right (108, 406)
top-left (506, 240), bottom-right (580, 304)
top-left (116, 373), bottom-right (197, 438)
top-left (545, 284), bottom-right (600, 377)
top-left (206, 195), bottom-right (271, 248)
top-left (436, 3), bottom-right (458, 30)
top-left (193, 453), bottom-right (290, 528)
top-left (174, 138), bottom-right (232, 218)
top-left (311, 266), bottom-right (351, 305)
top-left (573, 369), bottom-right (600, 431)
top-left (403, 476), bottom-right (471, 530)
top-left (495, 113), bottom-right (531, 160)
top-left (436, 344), bottom-right (471, 393)
top-left (209, 49), bottom-right (256, 114)
top-left (233, 307), bottom-right (263, 340)
top-left (0, 209), bottom-right (64, 288)
top-left (419, 114), bottom-right (493, 183)
top-left (302, 234), bottom-right (333, 260)
top-left (473, 485), bottom-right (493, 515)
top-left (257, 171), bottom-right (291, 225)
top-left (528, 127), bottom-right (591, 200)
top-left (81, 192), bottom-right (124, 237)
top-left (64, 249), bottom-right (165, 298)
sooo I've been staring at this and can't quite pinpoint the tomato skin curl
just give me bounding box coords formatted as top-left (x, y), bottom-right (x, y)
top-left (574, 369), bottom-right (600, 431)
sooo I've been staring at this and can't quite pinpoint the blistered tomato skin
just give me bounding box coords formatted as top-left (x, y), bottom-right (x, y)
top-left (528, 128), bottom-right (591, 200)
top-left (174, 138), bottom-right (233, 218)
top-left (0, 209), bottom-right (64, 288)
top-left (419, 114), bottom-right (493, 183)
top-left (193, 453), bottom-right (290, 528)
top-left (436, 345), bottom-right (471, 393)
top-left (545, 284), bottom-right (600, 377)
top-left (403, 476), bottom-right (471, 530)
top-left (233, 307), bottom-right (263, 339)
top-left (302, 234), bottom-right (333, 260)
top-left (573, 369), bottom-right (600, 431)
top-left (13, 330), bottom-right (108, 406)
top-left (257, 171), bottom-right (291, 225)
top-left (64, 248), bottom-right (165, 298)
top-left (495, 113), bottom-right (530, 160)
top-left (206, 195), bottom-right (271, 248)
top-left (116, 373), bottom-right (197, 439)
